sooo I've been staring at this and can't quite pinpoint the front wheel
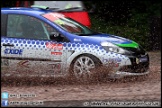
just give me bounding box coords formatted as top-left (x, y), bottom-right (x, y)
top-left (69, 55), bottom-right (101, 83)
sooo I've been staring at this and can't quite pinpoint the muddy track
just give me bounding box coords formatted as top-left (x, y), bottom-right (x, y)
top-left (1, 51), bottom-right (161, 107)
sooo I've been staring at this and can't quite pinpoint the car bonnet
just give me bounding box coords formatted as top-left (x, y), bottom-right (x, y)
top-left (75, 33), bottom-right (139, 48)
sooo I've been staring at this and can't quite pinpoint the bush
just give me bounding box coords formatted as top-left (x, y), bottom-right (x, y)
top-left (90, 14), bottom-right (150, 50)
top-left (85, 1), bottom-right (161, 51)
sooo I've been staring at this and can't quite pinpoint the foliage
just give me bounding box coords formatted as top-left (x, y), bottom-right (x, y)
top-left (90, 14), bottom-right (150, 50)
top-left (85, 1), bottom-right (161, 50)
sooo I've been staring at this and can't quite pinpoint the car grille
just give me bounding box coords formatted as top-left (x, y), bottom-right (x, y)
top-left (123, 46), bottom-right (146, 57)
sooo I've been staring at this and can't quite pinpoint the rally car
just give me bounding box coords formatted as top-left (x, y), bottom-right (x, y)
top-left (1, 7), bottom-right (149, 81)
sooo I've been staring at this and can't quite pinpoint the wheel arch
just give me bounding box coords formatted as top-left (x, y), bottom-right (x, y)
top-left (69, 53), bottom-right (102, 69)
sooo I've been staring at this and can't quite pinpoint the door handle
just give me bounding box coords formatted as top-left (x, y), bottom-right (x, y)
top-left (2, 43), bottom-right (14, 47)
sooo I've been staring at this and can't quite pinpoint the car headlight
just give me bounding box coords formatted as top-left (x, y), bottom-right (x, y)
top-left (101, 41), bottom-right (131, 54)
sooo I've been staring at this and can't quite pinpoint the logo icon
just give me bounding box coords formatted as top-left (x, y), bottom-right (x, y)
top-left (2, 92), bottom-right (8, 99)
top-left (1, 100), bottom-right (8, 106)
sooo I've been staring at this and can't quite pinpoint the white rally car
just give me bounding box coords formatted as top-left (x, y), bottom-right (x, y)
top-left (1, 7), bottom-right (149, 81)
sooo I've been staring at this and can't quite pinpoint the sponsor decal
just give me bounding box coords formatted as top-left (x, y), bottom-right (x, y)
top-left (74, 38), bottom-right (81, 42)
top-left (51, 52), bottom-right (62, 55)
top-left (17, 60), bottom-right (29, 68)
top-left (136, 57), bottom-right (148, 64)
top-left (4, 49), bottom-right (23, 55)
top-left (108, 62), bottom-right (120, 67)
top-left (102, 58), bottom-right (121, 67)
top-left (46, 42), bottom-right (63, 50)
top-left (49, 64), bottom-right (61, 70)
top-left (139, 57), bottom-right (148, 62)
top-left (102, 58), bottom-right (122, 63)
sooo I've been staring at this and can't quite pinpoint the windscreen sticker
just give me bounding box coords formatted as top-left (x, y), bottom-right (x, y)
top-left (54, 19), bottom-right (65, 25)
top-left (43, 13), bottom-right (65, 22)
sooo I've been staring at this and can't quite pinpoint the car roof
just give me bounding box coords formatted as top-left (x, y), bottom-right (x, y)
top-left (1, 7), bottom-right (55, 15)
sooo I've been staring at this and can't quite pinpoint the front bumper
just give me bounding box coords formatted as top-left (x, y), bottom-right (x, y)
top-left (109, 53), bottom-right (150, 79)
top-left (109, 70), bottom-right (150, 79)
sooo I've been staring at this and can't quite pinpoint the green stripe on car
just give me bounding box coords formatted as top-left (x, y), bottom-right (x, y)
top-left (115, 41), bottom-right (139, 48)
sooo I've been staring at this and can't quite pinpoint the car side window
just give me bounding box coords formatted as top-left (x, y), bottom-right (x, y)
top-left (7, 14), bottom-right (58, 40)
top-left (1, 14), bottom-right (7, 36)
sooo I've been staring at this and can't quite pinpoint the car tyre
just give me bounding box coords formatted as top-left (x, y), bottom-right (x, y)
top-left (69, 54), bottom-right (101, 84)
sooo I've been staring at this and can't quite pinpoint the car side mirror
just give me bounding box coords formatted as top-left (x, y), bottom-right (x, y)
top-left (50, 32), bottom-right (60, 40)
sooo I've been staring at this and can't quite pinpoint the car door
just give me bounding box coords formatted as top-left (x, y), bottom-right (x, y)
top-left (1, 14), bottom-right (66, 77)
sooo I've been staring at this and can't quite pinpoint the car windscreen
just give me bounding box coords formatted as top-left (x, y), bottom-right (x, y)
top-left (42, 13), bottom-right (98, 36)
top-left (33, 1), bottom-right (85, 11)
